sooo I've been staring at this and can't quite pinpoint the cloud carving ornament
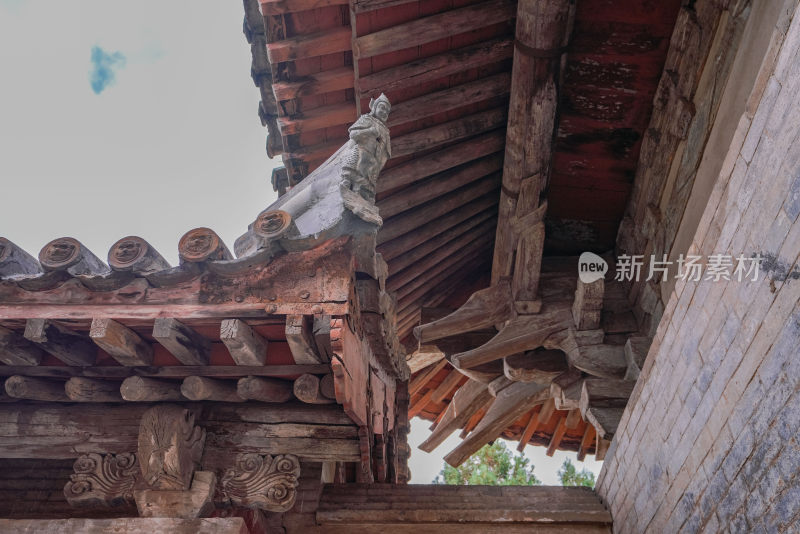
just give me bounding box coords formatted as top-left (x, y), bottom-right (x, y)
top-left (63, 453), bottom-right (139, 507)
top-left (221, 453), bottom-right (301, 512)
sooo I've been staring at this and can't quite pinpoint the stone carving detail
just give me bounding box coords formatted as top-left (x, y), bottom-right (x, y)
top-left (221, 453), bottom-right (301, 512)
top-left (340, 94), bottom-right (392, 219)
top-left (138, 405), bottom-right (206, 490)
top-left (63, 453), bottom-right (139, 507)
top-left (235, 95), bottom-right (392, 257)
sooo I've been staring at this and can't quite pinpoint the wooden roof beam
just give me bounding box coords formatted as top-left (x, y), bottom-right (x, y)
top-left (408, 359), bottom-right (448, 397)
top-left (272, 66), bottom-right (354, 101)
top-left (388, 72), bottom-right (511, 129)
top-left (267, 27), bottom-right (352, 63)
top-left (491, 0), bottom-right (572, 287)
top-left (391, 107), bottom-right (507, 158)
top-left (24, 319), bottom-right (96, 366)
top-left (360, 37), bottom-right (513, 98)
top-left (259, 0), bottom-right (347, 15)
top-left (387, 212), bottom-right (496, 275)
top-left (378, 153), bottom-right (503, 219)
top-left (394, 233), bottom-right (493, 302)
top-left (152, 318), bottom-right (211, 366)
top-left (418, 379), bottom-right (493, 453)
top-left (377, 173), bottom-right (500, 244)
top-left (89, 319), bottom-right (153, 367)
top-left (276, 102), bottom-right (356, 136)
top-left (377, 130), bottom-right (505, 196)
top-left (354, 0), bottom-right (515, 59)
top-left (387, 220), bottom-right (495, 293)
top-left (0, 326), bottom-right (43, 366)
top-left (377, 194), bottom-right (498, 261)
top-left (444, 381), bottom-right (549, 466)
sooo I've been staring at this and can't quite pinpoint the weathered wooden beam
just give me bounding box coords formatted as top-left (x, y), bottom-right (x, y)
top-left (351, 0), bottom-right (416, 13)
top-left (237, 376), bottom-right (294, 403)
top-left (516, 398), bottom-right (554, 452)
top-left (320, 373), bottom-right (336, 400)
top-left (64, 377), bottom-right (123, 402)
top-left (0, 364), bottom-right (329, 379)
top-left (178, 228), bottom-right (233, 264)
top-left (395, 232), bottom-right (493, 302)
top-left (0, 326), bottom-right (43, 366)
top-left (0, 403), bottom-right (358, 462)
top-left (107, 236), bottom-right (170, 275)
top-left (354, 0), bottom-right (515, 58)
top-left (267, 27), bottom-right (351, 63)
top-left (390, 107), bottom-right (507, 159)
top-left (38, 238), bottom-right (109, 276)
top-left (379, 154), bottom-right (503, 219)
top-left (0, 237), bottom-right (42, 278)
top-left (459, 402), bottom-right (490, 439)
top-left (220, 319), bottom-right (268, 366)
top-left (23, 319), bottom-right (96, 366)
top-left (294, 374), bottom-right (335, 404)
top-left (90, 319), bottom-right (153, 366)
top-left (490, 0), bottom-right (572, 285)
top-left (378, 195), bottom-right (497, 261)
top-left (579, 378), bottom-right (634, 419)
top-left (152, 318), bottom-right (211, 366)
top-left (546, 415), bottom-right (568, 457)
top-left (572, 278), bottom-right (604, 331)
top-left (277, 102), bottom-right (356, 136)
top-left (429, 368), bottom-right (463, 404)
top-left (379, 173), bottom-right (500, 245)
top-left (5, 376), bottom-right (68, 402)
top-left (378, 132), bottom-right (504, 197)
top-left (565, 408), bottom-right (582, 430)
top-left (451, 304), bottom-right (572, 369)
top-left (418, 379), bottom-right (492, 453)
top-left (564, 343), bottom-right (628, 380)
top-left (259, 0), bottom-right (347, 15)
top-left (408, 389), bottom-right (435, 419)
top-left (272, 68), bottom-right (354, 101)
top-left (360, 37), bottom-right (513, 98)
top-left (397, 253), bottom-right (490, 320)
top-left (181, 376), bottom-right (244, 402)
top-left (414, 281), bottom-right (511, 344)
top-left (596, 436), bottom-right (611, 461)
top-left (119, 376), bottom-right (182, 402)
top-left (444, 381), bottom-right (549, 466)
top-left (577, 423), bottom-right (595, 462)
top-left (0, 518), bottom-right (250, 534)
top-left (503, 348), bottom-right (568, 384)
top-left (408, 359), bottom-right (448, 397)
top-left (388, 73), bottom-right (511, 129)
top-left (286, 315), bottom-right (324, 364)
top-left (313, 315), bottom-right (333, 363)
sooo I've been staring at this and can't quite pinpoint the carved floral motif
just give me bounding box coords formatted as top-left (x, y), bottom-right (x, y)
top-left (221, 453), bottom-right (301, 512)
top-left (63, 453), bottom-right (139, 507)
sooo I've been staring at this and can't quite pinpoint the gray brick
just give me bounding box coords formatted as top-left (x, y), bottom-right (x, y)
top-left (716, 477), bottom-right (747, 524)
top-left (700, 469), bottom-right (729, 518)
top-left (745, 490), bottom-right (768, 527)
top-left (729, 512), bottom-right (749, 534)
top-left (764, 485), bottom-right (800, 531)
top-left (783, 172), bottom-right (800, 221)
top-left (741, 430), bottom-right (784, 490)
top-left (722, 427), bottom-right (755, 482)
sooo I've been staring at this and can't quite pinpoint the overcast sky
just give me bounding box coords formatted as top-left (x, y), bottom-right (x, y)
top-left (0, 0), bottom-right (601, 484)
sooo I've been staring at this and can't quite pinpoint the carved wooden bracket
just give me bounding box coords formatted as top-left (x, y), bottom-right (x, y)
top-left (63, 453), bottom-right (139, 507)
top-left (221, 453), bottom-right (301, 512)
top-left (138, 405), bottom-right (206, 491)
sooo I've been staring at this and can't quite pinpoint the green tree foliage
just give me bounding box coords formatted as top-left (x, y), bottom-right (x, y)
top-left (558, 458), bottom-right (596, 488)
top-left (434, 441), bottom-right (541, 486)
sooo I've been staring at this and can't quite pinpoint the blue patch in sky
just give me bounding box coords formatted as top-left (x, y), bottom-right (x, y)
top-left (89, 46), bottom-right (126, 94)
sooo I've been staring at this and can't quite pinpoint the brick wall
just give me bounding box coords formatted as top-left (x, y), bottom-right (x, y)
top-left (597, 2), bottom-right (800, 532)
